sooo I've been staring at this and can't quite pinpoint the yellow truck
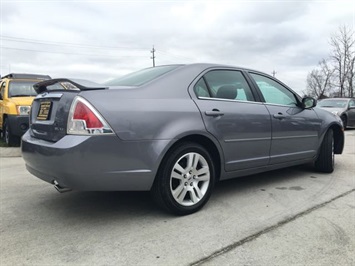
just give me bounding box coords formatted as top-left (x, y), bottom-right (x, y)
top-left (0, 73), bottom-right (51, 146)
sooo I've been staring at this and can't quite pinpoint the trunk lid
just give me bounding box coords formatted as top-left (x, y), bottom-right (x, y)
top-left (29, 79), bottom-right (107, 142)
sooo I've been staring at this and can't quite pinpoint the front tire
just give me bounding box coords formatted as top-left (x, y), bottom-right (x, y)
top-left (315, 129), bottom-right (334, 173)
top-left (3, 118), bottom-right (20, 147)
top-left (340, 115), bottom-right (347, 129)
top-left (152, 142), bottom-right (215, 215)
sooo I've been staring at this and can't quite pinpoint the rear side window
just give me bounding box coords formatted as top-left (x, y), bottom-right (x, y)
top-left (194, 78), bottom-right (210, 97)
top-left (250, 73), bottom-right (297, 106)
top-left (195, 70), bottom-right (255, 101)
top-left (105, 65), bottom-right (180, 86)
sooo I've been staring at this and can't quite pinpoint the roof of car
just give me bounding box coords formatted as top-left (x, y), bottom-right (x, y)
top-left (0, 73), bottom-right (51, 80)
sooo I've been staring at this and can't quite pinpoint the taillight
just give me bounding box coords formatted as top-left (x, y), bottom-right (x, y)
top-left (67, 97), bottom-right (113, 135)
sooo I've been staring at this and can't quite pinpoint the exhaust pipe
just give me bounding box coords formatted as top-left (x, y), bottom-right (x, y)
top-left (53, 180), bottom-right (72, 193)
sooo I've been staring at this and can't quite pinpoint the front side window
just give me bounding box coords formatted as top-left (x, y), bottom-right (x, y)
top-left (196, 70), bottom-right (255, 101)
top-left (8, 81), bottom-right (37, 97)
top-left (250, 73), bottom-right (297, 106)
top-left (349, 100), bottom-right (355, 108)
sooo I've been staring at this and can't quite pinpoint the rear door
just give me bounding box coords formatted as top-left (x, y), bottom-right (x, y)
top-left (192, 69), bottom-right (272, 171)
top-left (248, 72), bottom-right (321, 165)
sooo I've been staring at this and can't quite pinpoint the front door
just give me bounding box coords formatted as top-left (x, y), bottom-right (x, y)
top-left (249, 73), bottom-right (321, 165)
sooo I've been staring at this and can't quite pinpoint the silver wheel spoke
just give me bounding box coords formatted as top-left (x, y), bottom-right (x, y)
top-left (176, 188), bottom-right (188, 204)
top-left (174, 163), bottom-right (186, 174)
top-left (187, 153), bottom-right (194, 169)
top-left (173, 184), bottom-right (184, 198)
top-left (196, 167), bottom-right (209, 177)
top-left (194, 185), bottom-right (203, 199)
top-left (171, 171), bottom-right (183, 180)
top-left (193, 154), bottom-right (200, 169)
top-left (190, 190), bottom-right (198, 203)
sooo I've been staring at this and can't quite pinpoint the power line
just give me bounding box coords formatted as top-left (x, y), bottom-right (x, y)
top-left (1, 35), bottom-right (196, 63)
top-left (0, 35), bottom-right (145, 51)
top-left (0, 46), bottom-right (147, 58)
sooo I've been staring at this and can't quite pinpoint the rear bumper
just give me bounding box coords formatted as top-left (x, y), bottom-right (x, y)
top-left (21, 131), bottom-right (171, 191)
top-left (7, 115), bottom-right (29, 136)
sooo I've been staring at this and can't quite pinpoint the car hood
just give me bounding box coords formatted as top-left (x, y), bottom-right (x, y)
top-left (317, 107), bottom-right (345, 114)
top-left (8, 97), bottom-right (35, 106)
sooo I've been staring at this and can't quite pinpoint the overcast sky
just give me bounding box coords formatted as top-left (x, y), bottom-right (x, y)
top-left (1, 0), bottom-right (354, 93)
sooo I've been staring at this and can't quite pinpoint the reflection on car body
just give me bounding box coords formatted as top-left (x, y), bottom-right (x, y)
top-left (21, 64), bottom-right (344, 215)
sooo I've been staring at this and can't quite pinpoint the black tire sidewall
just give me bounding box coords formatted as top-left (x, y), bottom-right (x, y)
top-left (315, 129), bottom-right (334, 173)
top-left (3, 118), bottom-right (19, 146)
top-left (341, 115), bottom-right (347, 129)
top-left (157, 142), bottom-right (215, 215)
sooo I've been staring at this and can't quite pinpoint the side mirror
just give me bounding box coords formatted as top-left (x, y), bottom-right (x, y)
top-left (302, 97), bottom-right (317, 109)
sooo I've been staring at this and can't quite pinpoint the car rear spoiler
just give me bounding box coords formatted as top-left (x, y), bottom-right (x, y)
top-left (33, 78), bottom-right (108, 94)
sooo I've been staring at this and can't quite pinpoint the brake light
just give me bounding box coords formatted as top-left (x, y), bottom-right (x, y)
top-left (67, 97), bottom-right (113, 135)
top-left (73, 101), bottom-right (103, 128)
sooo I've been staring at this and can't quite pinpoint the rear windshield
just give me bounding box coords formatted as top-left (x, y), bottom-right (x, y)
top-left (8, 81), bottom-right (38, 97)
top-left (105, 65), bottom-right (180, 86)
top-left (318, 99), bottom-right (348, 108)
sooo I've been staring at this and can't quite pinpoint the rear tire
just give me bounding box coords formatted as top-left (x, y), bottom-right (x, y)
top-left (3, 118), bottom-right (20, 147)
top-left (315, 129), bottom-right (334, 173)
top-left (152, 142), bottom-right (215, 215)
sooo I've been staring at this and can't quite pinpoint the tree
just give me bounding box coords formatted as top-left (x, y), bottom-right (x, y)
top-left (306, 59), bottom-right (334, 99)
top-left (329, 25), bottom-right (355, 97)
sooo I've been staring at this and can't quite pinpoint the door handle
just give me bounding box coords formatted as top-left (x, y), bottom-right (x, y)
top-left (273, 113), bottom-right (285, 119)
top-left (205, 109), bottom-right (224, 117)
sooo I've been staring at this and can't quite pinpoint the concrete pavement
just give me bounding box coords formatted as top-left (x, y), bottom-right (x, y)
top-left (0, 130), bottom-right (354, 265)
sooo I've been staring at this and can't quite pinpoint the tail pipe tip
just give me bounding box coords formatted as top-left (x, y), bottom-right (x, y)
top-left (53, 180), bottom-right (72, 193)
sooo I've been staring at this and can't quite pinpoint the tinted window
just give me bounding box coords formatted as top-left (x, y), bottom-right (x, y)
top-left (250, 73), bottom-right (297, 106)
top-left (105, 65), bottom-right (180, 86)
top-left (8, 81), bottom-right (37, 97)
top-left (194, 78), bottom-right (210, 97)
top-left (201, 70), bottom-right (255, 101)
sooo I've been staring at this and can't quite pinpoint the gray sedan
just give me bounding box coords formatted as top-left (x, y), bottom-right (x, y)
top-left (22, 64), bottom-right (344, 215)
top-left (317, 98), bottom-right (355, 128)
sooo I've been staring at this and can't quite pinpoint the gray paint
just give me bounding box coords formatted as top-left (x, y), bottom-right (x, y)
top-left (21, 63), bottom-right (344, 191)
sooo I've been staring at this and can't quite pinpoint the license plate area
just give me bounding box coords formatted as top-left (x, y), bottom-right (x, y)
top-left (37, 101), bottom-right (52, 120)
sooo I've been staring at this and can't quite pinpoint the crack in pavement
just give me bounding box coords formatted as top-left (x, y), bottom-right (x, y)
top-left (190, 189), bottom-right (355, 266)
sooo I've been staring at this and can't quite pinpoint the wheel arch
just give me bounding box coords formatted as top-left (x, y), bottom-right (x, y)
top-left (155, 133), bottom-right (223, 183)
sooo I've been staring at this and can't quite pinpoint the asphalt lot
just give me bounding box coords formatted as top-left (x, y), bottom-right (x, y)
top-left (0, 130), bottom-right (354, 265)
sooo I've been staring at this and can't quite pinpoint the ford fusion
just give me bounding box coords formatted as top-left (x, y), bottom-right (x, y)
top-left (22, 64), bottom-right (344, 215)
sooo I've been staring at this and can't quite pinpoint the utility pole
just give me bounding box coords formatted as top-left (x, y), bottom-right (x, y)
top-left (151, 46), bottom-right (156, 67)
top-left (272, 70), bottom-right (277, 77)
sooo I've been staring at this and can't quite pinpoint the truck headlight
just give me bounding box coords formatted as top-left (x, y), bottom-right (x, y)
top-left (17, 106), bottom-right (31, 115)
